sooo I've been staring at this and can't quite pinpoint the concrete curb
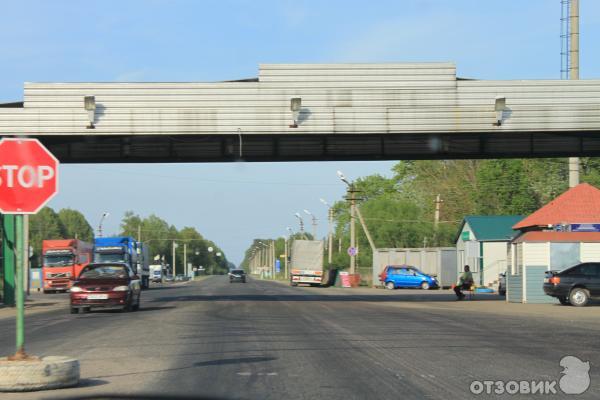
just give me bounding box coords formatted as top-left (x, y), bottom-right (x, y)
top-left (0, 356), bottom-right (79, 392)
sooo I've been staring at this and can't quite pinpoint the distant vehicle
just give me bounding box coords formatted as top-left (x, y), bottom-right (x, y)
top-left (229, 269), bottom-right (246, 283)
top-left (382, 265), bottom-right (438, 290)
top-left (164, 274), bottom-right (174, 282)
top-left (69, 262), bottom-right (141, 313)
top-left (498, 272), bottom-right (506, 296)
top-left (94, 237), bottom-right (150, 289)
top-left (42, 239), bottom-right (93, 293)
top-left (150, 264), bottom-right (163, 283)
top-left (289, 240), bottom-right (324, 286)
top-left (543, 262), bottom-right (600, 307)
top-left (175, 274), bottom-right (190, 282)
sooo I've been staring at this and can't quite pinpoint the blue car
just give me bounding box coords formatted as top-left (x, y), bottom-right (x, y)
top-left (383, 265), bottom-right (438, 290)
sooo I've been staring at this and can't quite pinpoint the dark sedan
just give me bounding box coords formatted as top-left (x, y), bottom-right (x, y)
top-left (70, 262), bottom-right (141, 313)
top-left (543, 262), bottom-right (600, 306)
top-left (229, 269), bottom-right (246, 283)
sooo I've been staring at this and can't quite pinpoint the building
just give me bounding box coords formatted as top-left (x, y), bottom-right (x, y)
top-left (455, 215), bottom-right (524, 288)
top-left (507, 183), bottom-right (600, 303)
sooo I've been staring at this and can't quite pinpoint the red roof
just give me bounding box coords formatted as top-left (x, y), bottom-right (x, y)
top-left (513, 183), bottom-right (600, 230)
top-left (513, 231), bottom-right (600, 243)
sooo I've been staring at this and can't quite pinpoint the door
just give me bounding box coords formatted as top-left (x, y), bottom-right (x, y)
top-left (397, 268), bottom-right (420, 288)
top-left (582, 263), bottom-right (600, 296)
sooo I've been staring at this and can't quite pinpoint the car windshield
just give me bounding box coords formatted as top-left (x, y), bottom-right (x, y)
top-left (95, 253), bottom-right (127, 263)
top-left (43, 255), bottom-right (74, 267)
top-left (231, 270), bottom-right (245, 274)
top-left (79, 265), bottom-right (128, 279)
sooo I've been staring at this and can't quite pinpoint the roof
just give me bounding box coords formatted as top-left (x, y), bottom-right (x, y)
top-left (458, 215), bottom-right (524, 242)
top-left (513, 231), bottom-right (600, 243)
top-left (513, 183), bottom-right (600, 230)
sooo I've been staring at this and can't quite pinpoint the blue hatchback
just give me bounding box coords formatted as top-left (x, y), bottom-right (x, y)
top-left (384, 266), bottom-right (438, 290)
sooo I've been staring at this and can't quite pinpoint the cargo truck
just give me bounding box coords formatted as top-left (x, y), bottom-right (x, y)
top-left (289, 240), bottom-right (324, 286)
top-left (42, 239), bottom-right (94, 293)
top-left (94, 237), bottom-right (150, 289)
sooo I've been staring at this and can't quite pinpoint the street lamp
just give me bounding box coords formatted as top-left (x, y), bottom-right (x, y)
top-left (337, 170), bottom-right (357, 274)
top-left (303, 209), bottom-right (318, 239)
top-left (320, 198), bottom-right (334, 266)
top-left (294, 212), bottom-right (305, 234)
top-left (97, 212), bottom-right (109, 237)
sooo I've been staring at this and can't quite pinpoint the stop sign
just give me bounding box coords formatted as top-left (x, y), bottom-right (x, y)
top-left (0, 138), bottom-right (59, 214)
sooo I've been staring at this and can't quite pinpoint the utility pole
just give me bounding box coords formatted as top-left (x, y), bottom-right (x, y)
top-left (569, 0), bottom-right (580, 187)
top-left (284, 236), bottom-right (289, 278)
top-left (349, 184), bottom-right (357, 274)
top-left (172, 241), bottom-right (177, 276)
top-left (138, 225), bottom-right (142, 242)
top-left (271, 240), bottom-right (276, 278)
top-left (434, 194), bottom-right (443, 229)
top-left (328, 208), bottom-right (334, 265)
top-left (183, 243), bottom-right (187, 277)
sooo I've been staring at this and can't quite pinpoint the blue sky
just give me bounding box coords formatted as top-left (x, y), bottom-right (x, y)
top-left (2, 0), bottom-right (599, 263)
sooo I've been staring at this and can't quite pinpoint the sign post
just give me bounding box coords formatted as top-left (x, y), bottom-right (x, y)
top-left (0, 138), bottom-right (59, 360)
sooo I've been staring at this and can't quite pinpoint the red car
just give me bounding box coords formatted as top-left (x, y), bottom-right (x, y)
top-left (70, 263), bottom-right (141, 314)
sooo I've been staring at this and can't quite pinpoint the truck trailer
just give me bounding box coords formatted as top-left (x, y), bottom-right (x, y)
top-left (94, 237), bottom-right (150, 289)
top-left (42, 239), bottom-right (94, 293)
top-left (289, 240), bottom-right (324, 286)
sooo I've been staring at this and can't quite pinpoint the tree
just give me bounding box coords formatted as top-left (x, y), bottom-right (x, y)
top-left (57, 208), bottom-right (93, 242)
top-left (29, 207), bottom-right (66, 268)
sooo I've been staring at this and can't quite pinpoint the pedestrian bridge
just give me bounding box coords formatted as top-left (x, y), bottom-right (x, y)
top-left (1, 62), bottom-right (600, 163)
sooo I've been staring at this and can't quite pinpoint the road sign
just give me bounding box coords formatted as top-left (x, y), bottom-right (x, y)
top-left (347, 247), bottom-right (358, 256)
top-left (0, 138), bottom-right (59, 214)
top-left (275, 259), bottom-right (281, 273)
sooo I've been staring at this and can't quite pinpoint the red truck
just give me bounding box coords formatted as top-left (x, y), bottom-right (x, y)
top-left (42, 239), bottom-right (94, 293)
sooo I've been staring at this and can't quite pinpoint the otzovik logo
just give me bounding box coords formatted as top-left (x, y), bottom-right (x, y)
top-left (470, 355), bottom-right (591, 395)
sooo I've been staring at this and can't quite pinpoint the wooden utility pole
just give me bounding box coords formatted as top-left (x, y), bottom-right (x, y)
top-left (349, 185), bottom-right (357, 274)
top-left (434, 194), bottom-right (443, 229)
top-left (569, 0), bottom-right (580, 187)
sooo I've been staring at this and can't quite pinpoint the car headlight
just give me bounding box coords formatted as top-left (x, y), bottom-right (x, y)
top-left (113, 286), bottom-right (129, 291)
top-left (70, 286), bottom-right (83, 292)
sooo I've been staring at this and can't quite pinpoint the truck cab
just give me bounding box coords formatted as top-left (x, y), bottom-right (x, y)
top-left (94, 237), bottom-right (149, 289)
top-left (42, 239), bottom-right (93, 293)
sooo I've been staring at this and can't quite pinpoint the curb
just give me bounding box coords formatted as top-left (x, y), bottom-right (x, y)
top-left (0, 356), bottom-right (79, 392)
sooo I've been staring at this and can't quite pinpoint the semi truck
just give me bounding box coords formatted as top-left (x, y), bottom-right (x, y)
top-left (289, 239), bottom-right (324, 286)
top-left (42, 239), bottom-right (94, 293)
top-left (93, 237), bottom-right (150, 289)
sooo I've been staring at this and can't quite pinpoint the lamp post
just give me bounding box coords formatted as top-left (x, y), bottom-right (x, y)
top-left (97, 212), bottom-right (109, 238)
top-left (172, 241), bottom-right (178, 276)
top-left (294, 213), bottom-right (305, 237)
top-left (338, 170), bottom-right (358, 274)
top-left (303, 209), bottom-right (318, 239)
top-left (320, 198), bottom-right (334, 266)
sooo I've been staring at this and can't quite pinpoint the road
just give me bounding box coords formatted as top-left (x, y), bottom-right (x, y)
top-left (1, 276), bottom-right (599, 399)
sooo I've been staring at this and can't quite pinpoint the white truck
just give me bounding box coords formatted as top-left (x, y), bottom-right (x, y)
top-left (149, 264), bottom-right (163, 283)
top-left (289, 240), bottom-right (324, 286)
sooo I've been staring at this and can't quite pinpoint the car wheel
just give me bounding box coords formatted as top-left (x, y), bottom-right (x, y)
top-left (385, 281), bottom-right (395, 290)
top-left (420, 282), bottom-right (430, 290)
top-left (291, 282), bottom-right (298, 287)
top-left (558, 296), bottom-right (570, 306)
top-left (569, 287), bottom-right (590, 307)
top-left (70, 307), bottom-right (78, 314)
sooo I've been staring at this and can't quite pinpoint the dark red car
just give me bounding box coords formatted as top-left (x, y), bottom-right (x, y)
top-left (70, 262), bottom-right (141, 314)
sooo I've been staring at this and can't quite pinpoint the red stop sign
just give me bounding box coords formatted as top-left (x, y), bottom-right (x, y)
top-left (0, 138), bottom-right (59, 214)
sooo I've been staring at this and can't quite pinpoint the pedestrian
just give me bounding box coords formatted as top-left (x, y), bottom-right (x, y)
top-left (454, 265), bottom-right (474, 300)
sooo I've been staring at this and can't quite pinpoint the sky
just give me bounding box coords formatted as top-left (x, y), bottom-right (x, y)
top-left (1, 0), bottom-right (599, 264)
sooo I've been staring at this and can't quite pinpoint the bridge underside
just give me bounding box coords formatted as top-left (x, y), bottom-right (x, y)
top-left (37, 131), bottom-right (600, 163)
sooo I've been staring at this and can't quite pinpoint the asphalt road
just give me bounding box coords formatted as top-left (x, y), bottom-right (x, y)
top-left (1, 276), bottom-right (599, 399)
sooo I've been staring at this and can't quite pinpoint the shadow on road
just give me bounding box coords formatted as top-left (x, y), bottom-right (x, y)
top-left (194, 356), bottom-right (276, 367)
top-left (150, 293), bottom-right (504, 303)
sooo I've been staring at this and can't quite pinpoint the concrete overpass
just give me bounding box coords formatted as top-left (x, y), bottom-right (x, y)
top-left (1, 62), bottom-right (600, 163)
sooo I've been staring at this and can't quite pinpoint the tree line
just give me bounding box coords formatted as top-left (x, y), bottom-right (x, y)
top-left (240, 158), bottom-right (600, 271)
top-left (26, 207), bottom-right (230, 274)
